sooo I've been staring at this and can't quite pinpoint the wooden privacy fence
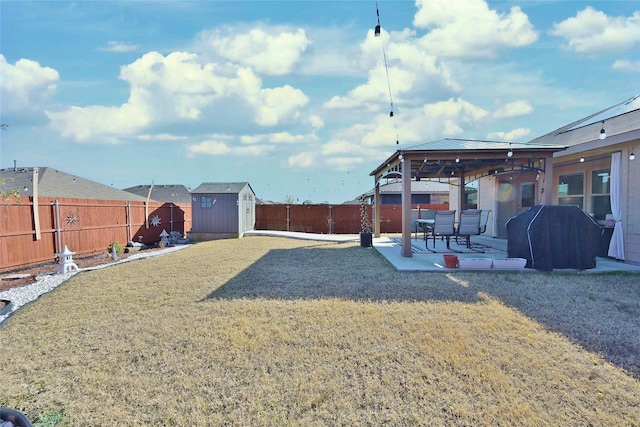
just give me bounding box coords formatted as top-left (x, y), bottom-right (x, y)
top-left (0, 196), bottom-right (191, 273)
top-left (255, 203), bottom-right (450, 234)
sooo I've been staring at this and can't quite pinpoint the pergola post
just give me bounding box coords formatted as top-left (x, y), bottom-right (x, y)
top-left (374, 181), bottom-right (381, 237)
top-left (401, 155), bottom-right (412, 257)
top-left (458, 169), bottom-right (466, 216)
top-left (540, 155), bottom-right (554, 205)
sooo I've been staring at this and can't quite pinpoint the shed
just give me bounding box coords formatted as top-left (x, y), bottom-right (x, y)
top-left (188, 182), bottom-right (256, 240)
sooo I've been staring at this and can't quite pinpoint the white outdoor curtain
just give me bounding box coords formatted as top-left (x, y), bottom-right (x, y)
top-left (608, 151), bottom-right (625, 259)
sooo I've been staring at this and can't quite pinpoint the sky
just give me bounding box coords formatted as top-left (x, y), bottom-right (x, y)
top-left (1, 0), bottom-right (639, 204)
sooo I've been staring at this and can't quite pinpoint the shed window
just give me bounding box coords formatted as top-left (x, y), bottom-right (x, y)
top-left (201, 196), bottom-right (213, 208)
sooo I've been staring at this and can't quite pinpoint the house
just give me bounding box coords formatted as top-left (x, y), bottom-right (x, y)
top-left (188, 182), bottom-right (256, 241)
top-left (359, 179), bottom-right (450, 205)
top-left (523, 94), bottom-right (639, 263)
top-left (123, 184), bottom-right (192, 204)
top-left (0, 166), bottom-right (148, 201)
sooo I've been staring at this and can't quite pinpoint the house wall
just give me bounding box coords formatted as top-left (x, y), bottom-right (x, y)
top-left (476, 176), bottom-right (496, 237)
top-left (624, 146), bottom-right (640, 262)
top-left (552, 142), bottom-right (639, 263)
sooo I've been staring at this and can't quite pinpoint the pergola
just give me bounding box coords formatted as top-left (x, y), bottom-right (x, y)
top-left (369, 138), bottom-right (567, 257)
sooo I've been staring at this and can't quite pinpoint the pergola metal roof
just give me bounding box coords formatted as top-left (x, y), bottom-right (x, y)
top-left (370, 138), bottom-right (567, 184)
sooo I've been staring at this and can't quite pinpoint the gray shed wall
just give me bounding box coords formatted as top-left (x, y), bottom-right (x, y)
top-left (190, 184), bottom-right (255, 238)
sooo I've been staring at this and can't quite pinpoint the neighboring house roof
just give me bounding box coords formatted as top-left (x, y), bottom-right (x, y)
top-left (0, 167), bottom-right (148, 201)
top-left (123, 184), bottom-right (192, 204)
top-left (354, 180), bottom-right (450, 202)
top-left (192, 182), bottom-right (254, 195)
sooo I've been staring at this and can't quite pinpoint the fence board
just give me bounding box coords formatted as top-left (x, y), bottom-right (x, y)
top-left (3, 198), bottom-right (446, 273)
top-left (1, 196), bottom-right (191, 272)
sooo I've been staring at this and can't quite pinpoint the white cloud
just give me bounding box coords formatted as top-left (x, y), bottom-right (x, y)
top-left (241, 132), bottom-right (317, 145)
top-left (136, 133), bottom-right (188, 141)
top-left (306, 115), bottom-right (324, 129)
top-left (186, 140), bottom-right (232, 157)
top-left (325, 156), bottom-right (365, 171)
top-left (413, 0), bottom-right (538, 58)
top-left (47, 103), bottom-right (149, 143)
top-left (549, 8), bottom-right (640, 55)
top-left (99, 41), bottom-right (140, 53)
top-left (201, 27), bottom-right (310, 75)
top-left (0, 54), bottom-right (59, 114)
top-left (234, 145), bottom-right (274, 156)
top-left (321, 139), bottom-right (362, 156)
top-left (487, 128), bottom-right (532, 141)
top-left (255, 85), bottom-right (308, 126)
top-left (493, 100), bottom-right (533, 119)
top-left (324, 27), bottom-right (461, 113)
top-left (47, 51), bottom-right (310, 142)
top-left (287, 152), bottom-right (316, 168)
top-left (612, 60), bottom-right (640, 73)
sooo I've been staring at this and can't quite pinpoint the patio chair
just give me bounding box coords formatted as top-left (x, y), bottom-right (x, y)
top-left (455, 210), bottom-right (482, 250)
top-left (425, 210), bottom-right (457, 252)
top-left (411, 209), bottom-right (420, 240)
top-left (417, 209), bottom-right (436, 240)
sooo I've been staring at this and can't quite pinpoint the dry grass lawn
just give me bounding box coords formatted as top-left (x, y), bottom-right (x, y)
top-left (1, 236), bottom-right (639, 425)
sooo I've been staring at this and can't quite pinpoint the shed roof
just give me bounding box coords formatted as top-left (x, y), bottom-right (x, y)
top-left (123, 184), bottom-right (192, 204)
top-left (192, 182), bottom-right (254, 195)
top-left (0, 167), bottom-right (148, 201)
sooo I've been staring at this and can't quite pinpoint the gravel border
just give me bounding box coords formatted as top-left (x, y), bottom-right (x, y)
top-left (0, 245), bottom-right (190, 327)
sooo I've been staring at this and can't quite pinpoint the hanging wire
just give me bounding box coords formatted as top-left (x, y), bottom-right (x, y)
top-left (375, 0), bottom-right (400, 145)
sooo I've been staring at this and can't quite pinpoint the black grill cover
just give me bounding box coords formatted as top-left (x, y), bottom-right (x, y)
top-left (506, 205), bottom-right (604, 272)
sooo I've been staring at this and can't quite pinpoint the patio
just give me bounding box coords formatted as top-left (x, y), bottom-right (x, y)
top-left (245, 230), bottom-right (640, 273)
top-left (373, 233), bottom-right (640, 273)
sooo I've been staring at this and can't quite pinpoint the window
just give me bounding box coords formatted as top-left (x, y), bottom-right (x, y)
top-left (521, 183), bottom-right (535, 208)
top-left (591, 169), bottom-right (611, 222)
top-left (558, 173), bottom-right (583, 208)
top-left (201, 196), bottom-right (213, 208)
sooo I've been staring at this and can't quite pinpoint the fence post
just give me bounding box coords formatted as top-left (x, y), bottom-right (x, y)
top-left (126, 202), bottom-right (132, 243)
top-left (286, 205), bottom-right (290, 232)
top-left (170, 203), bottom-right (174, 232)
top-left (53, 199), bottom-right (61, 253)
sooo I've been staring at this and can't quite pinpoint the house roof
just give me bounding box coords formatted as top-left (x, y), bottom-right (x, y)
top-left (528, 94), bottom-right (640, 150)
top-left (0, 167), bottom-right (148, 201)
top-left (123, 184), bottom-right (192, 204)
top-left (191, 182), bottom-right (254, 195)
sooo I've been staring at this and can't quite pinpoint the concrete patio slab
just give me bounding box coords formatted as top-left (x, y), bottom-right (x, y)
top-left (246, 230), bottom-right (640, 273)
top-left (373, 234), bottom-right (640, 274)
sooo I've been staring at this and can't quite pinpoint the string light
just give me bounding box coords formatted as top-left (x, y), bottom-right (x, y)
top-left (375, 1), bottom-right (400, 146)
top-left (599, 121), bottom-right (607, 140)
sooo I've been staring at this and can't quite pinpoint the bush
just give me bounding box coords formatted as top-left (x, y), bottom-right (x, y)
top-left (108, 241), bottom-right (124, 256)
